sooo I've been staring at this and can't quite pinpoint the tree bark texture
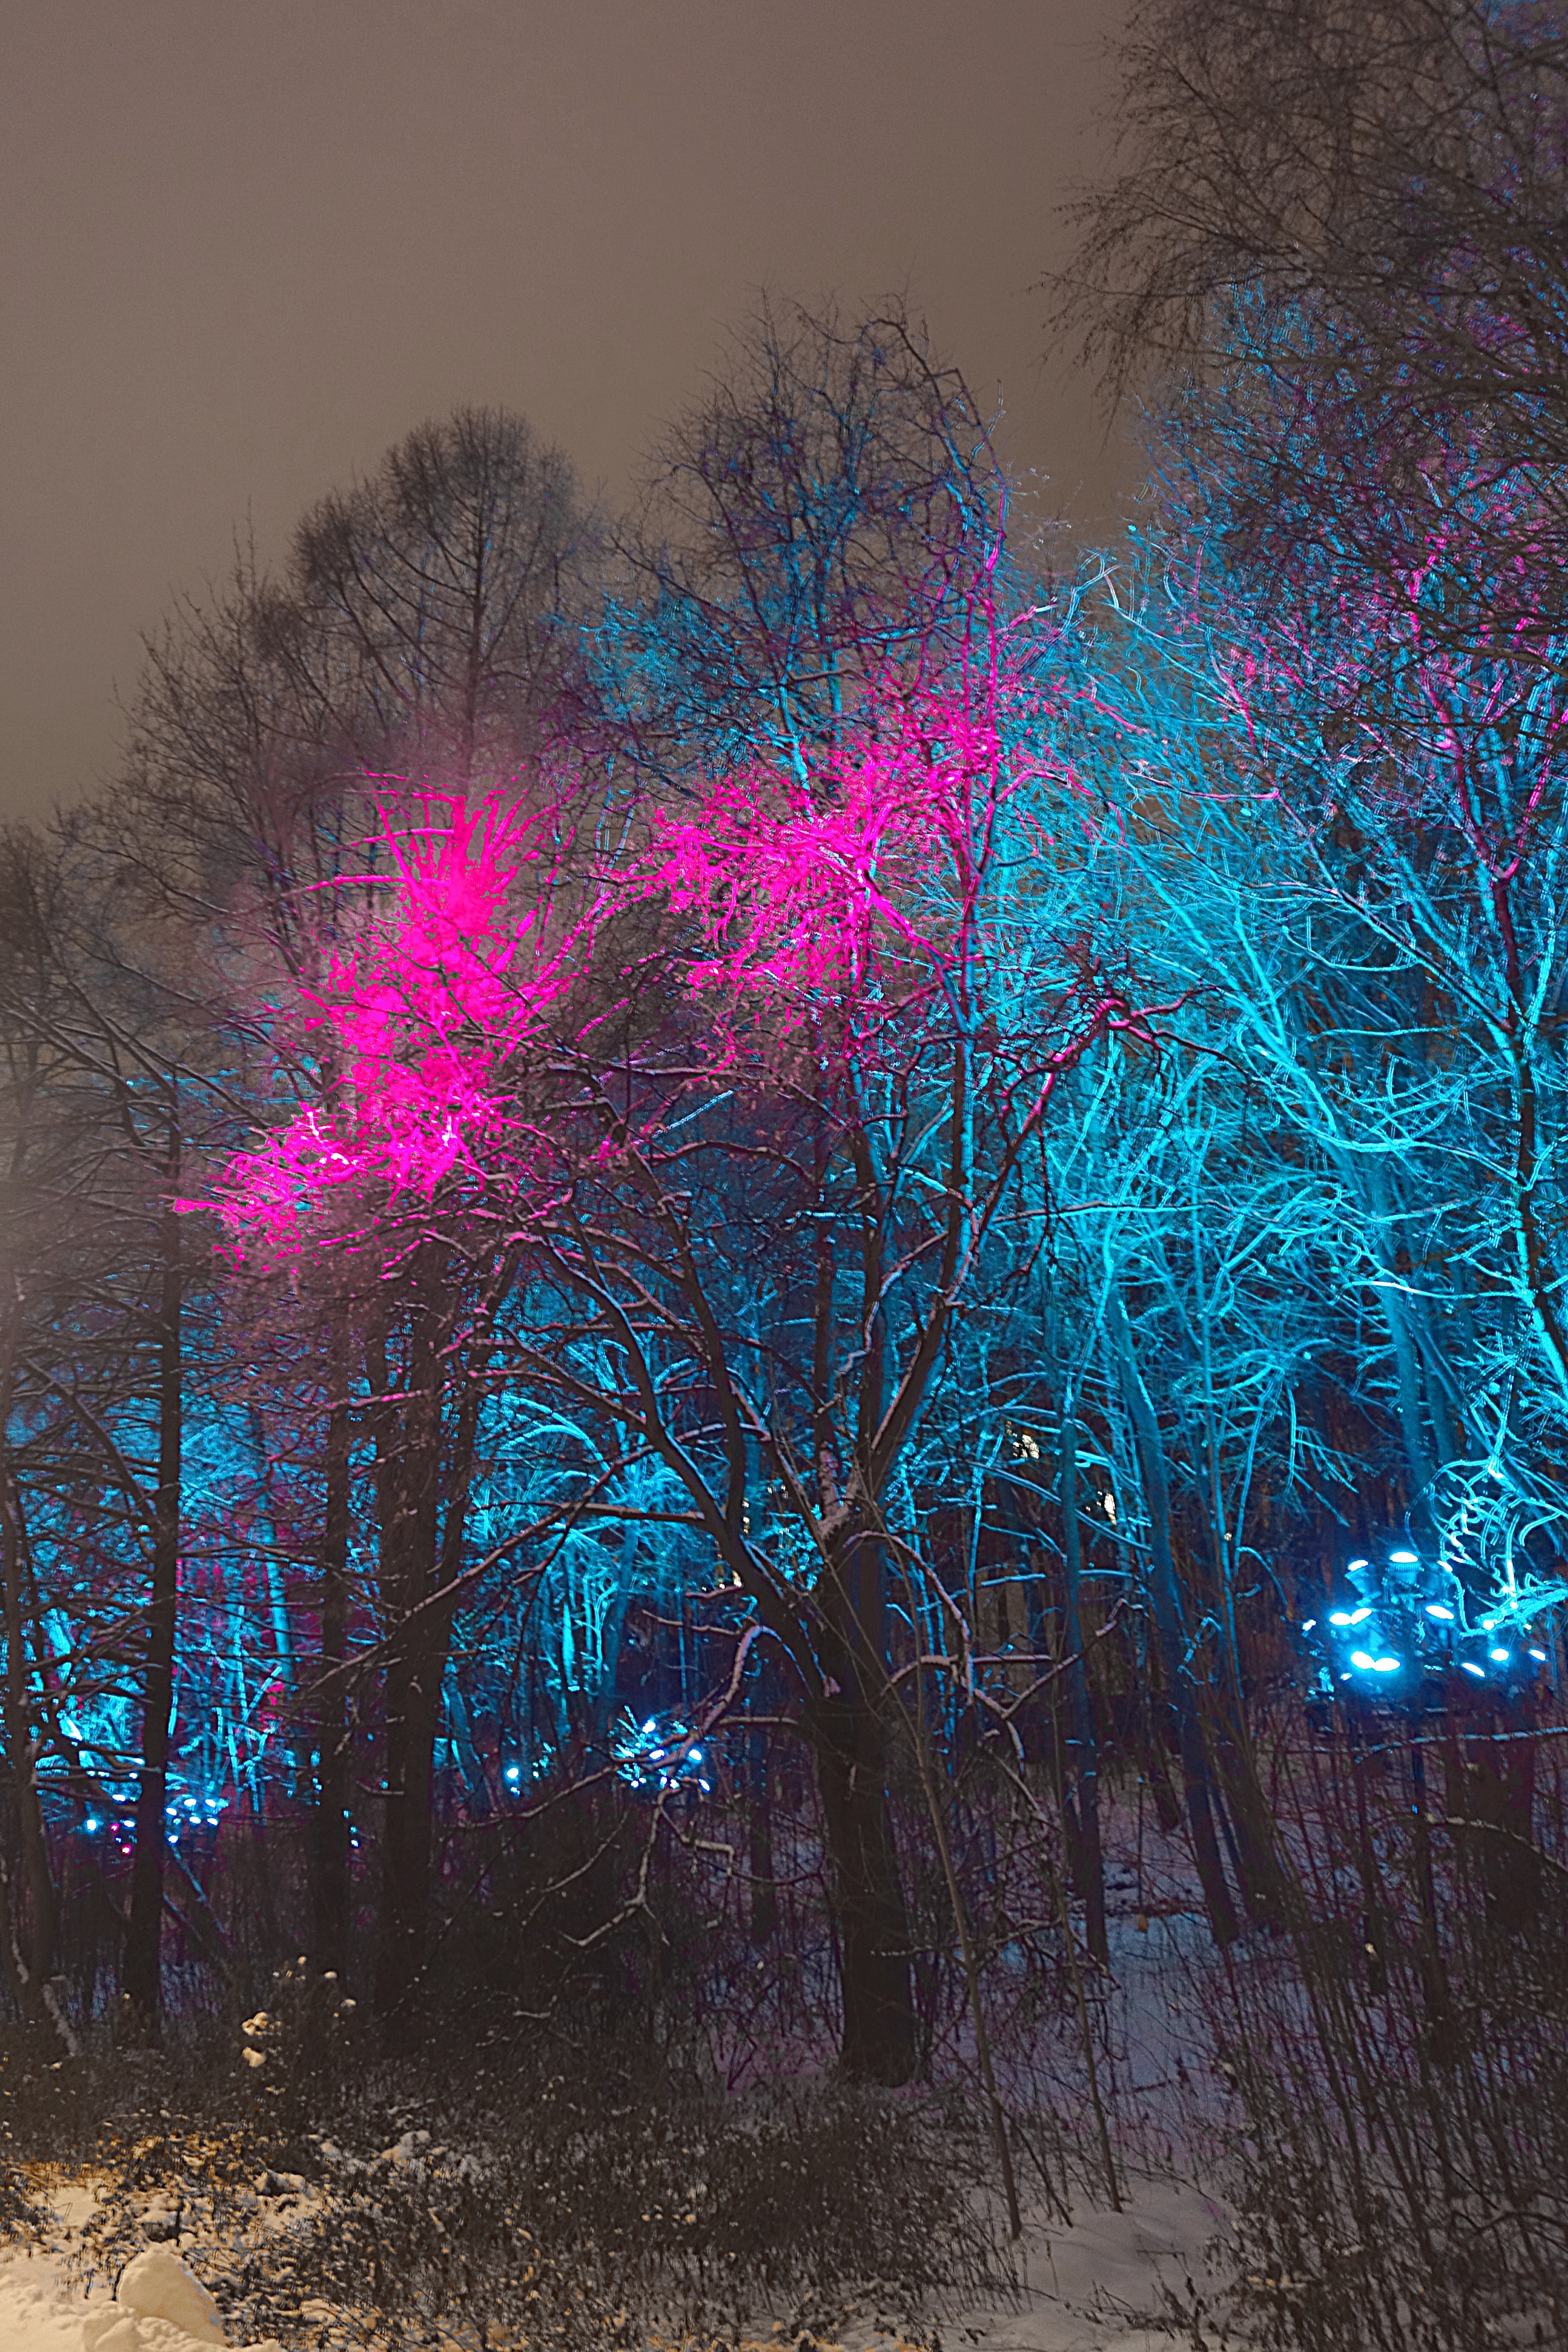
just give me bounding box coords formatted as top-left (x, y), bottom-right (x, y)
top-left (313, 1303), bottom-right (352, 1976)
top-left (0, 1302), bottom-right (60, 2029)
top-left (1058, 1403), bottom-right (1108, 1969)
top-left (373, 1262), bottom-right (442, 2021)
top-left (807, 1532), bottom-right (917, 2084)
top-left (124, 1183), bottom-right (183, 2033)
top-left (372, 1250), bottom-right (496, 2021)
top-left (1109, 1295), bottom-right (1239, 1948)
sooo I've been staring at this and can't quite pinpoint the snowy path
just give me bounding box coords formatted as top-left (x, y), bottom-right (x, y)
top-left (946, 2178), bottom-right (1235, 2352)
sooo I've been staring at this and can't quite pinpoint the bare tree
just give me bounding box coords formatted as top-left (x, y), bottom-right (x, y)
top-left (1057, 0), bottom-right (1568, 617)
top-left (283, 406), bottom-right (598, 789)
top-left (114, 407), bottom-right (602, 2007)
top-left (602, 298), bottom-right (1007, 792)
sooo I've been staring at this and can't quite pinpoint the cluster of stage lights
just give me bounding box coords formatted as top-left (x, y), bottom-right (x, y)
top-left (80, 1793), bottom-right (230, 1839)
top-left (1302, 1548), bottom-right (1552, 1694)
top-left (611, 1711), bottom-right (713, 1797)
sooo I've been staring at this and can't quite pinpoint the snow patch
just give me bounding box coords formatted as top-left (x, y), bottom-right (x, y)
top-left (103, 2244), bottom-right (225, 2343)
top-left (0, 2241), bottom-right (284, 2352)
top-left (940, 2178), bottom-right (1238, 2352)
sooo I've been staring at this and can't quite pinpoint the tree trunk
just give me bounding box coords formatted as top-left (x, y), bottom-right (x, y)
top-left (810, 1694), bottom-right (917, 2082)
top-left (0, 1312), bottom-right (61, 2037)
top-left (748, 1728), bottom-right (778, 1945)
top-left (373, 1265), bottom-right (441, 2021)
top-left (1109, 1296), bottom-right (1239, 1948)
top-left (313, 1303), bottom-right (351, 1976)
top-left (124, 1178), bottom-right (183, 2035)
top-left (588, 1520), bottom-right (638, 1750)
top-left (808, 1531), bottom-right (917, 2084)
top-left (1059, 1402), bottom-right (1108, 1969)
top-left (373, 1253), bottom-right (496, 2022)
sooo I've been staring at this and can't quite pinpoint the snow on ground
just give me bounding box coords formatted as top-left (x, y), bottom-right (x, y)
top-left (946, 2177), bottom-right (1236, 2352)
top-left (0, 2235), bottom-right (282, 2352)
top-left (0, 2244), bottom-right (81, 2352)
top-left (0, 2170), bottom-right (1237, 2352)
top-left (0, 1887), bottom-right (1248, 2352)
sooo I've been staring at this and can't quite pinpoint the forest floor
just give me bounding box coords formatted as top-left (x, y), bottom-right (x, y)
top-left (0, 1818), bottom-right (1251, 2352)
top-left (0, 2157), bottom-right (1239, 2352)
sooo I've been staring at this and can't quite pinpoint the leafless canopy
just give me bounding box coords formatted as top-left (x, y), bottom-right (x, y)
top-left (286, 406), bottom-right (598, 787)
top-left (1057, 0), bottom-right (1568, 474)
top-left (610, 299), bottom-right (1005, 788)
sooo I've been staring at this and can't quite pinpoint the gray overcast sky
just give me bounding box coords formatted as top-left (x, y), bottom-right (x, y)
top-left (2, 0), bottom-right (1136, 821)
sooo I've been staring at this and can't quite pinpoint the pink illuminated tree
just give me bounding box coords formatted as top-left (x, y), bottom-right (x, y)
top-left (218, 789), bottom-right (585, 1258)
top-left (209, 780), bottom-right (608, 2012)
top-left (209, 519), bottom-right (1169, 2077)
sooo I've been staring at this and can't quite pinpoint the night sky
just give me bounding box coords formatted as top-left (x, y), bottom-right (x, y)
top-left (3, 1), bottom-right (1134, 822)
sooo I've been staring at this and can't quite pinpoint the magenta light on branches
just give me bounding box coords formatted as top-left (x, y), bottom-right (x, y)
top-left (650, 667), bottom-right (1062, 1057)
top-left (208, 630), bottom-right (1102, 1263)
top-left (213, 788), bottom-right (580, 1256)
